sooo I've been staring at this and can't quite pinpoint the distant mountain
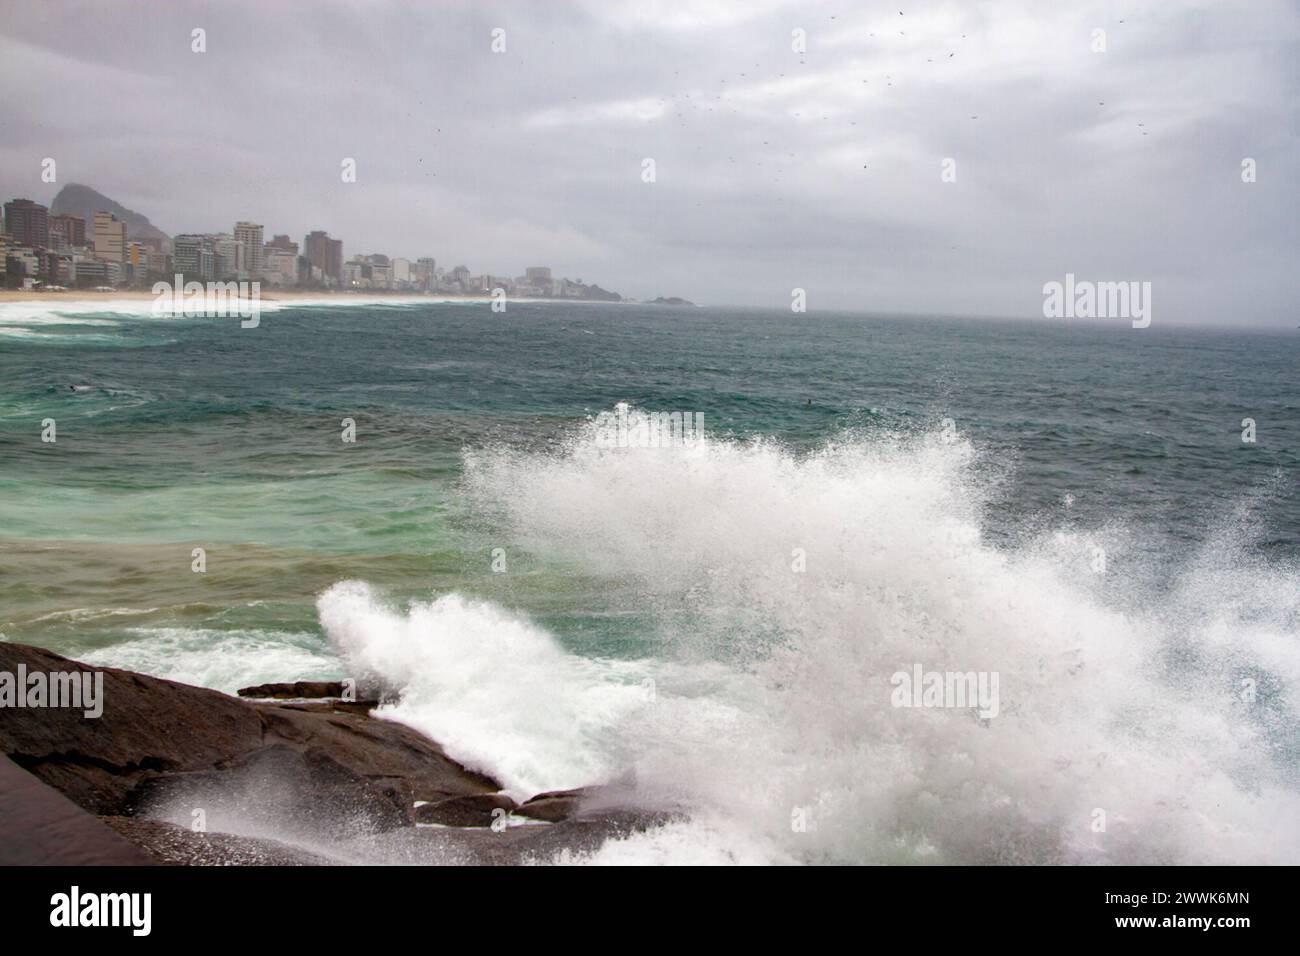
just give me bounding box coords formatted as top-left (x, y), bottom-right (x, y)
top-left (648, 296), bottom-right (694, 306)
top-left (580, 283), bottom-right (622, 302)
top-left (49, 184), bottom-right (170, 249)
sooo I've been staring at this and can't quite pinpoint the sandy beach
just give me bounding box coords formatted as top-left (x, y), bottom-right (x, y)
top-left (0, 288), bottom-right (501, 305)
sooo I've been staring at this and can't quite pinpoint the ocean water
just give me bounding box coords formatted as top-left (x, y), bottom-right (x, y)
top-left (1, 298), bottom-right (1297, 864)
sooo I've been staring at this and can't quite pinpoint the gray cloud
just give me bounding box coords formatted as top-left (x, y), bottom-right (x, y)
top-left (2, 0), bottom-right (1296, 323)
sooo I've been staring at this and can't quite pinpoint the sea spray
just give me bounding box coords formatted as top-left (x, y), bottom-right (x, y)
top-left (310, 405), bottom-right (1300, 862)
top-left (317, 583), bottom-right (651, 799)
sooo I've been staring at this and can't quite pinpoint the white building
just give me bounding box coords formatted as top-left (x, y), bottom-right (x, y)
top-left (212, 235), bottom-right (246, 279)
top-left (233, 221), bottom-right (264, 278)
top-left (262, 248), bottom-right (298, 286)
top-left (92, 212), bottom-right (125, 264)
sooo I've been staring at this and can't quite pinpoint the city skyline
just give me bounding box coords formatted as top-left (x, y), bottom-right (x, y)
top-left (2, 1), bottom-right (1298, 324)
top-left (2, 185), bottom-right (630, 298)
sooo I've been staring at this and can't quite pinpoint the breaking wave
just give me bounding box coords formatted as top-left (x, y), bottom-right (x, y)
top-left (318, 408), bottom-right (1300, 863)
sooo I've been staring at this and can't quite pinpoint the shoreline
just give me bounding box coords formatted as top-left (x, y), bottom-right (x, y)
top-left (0, 289), bottom-right (699, 308)
top-left (0, 289), bottom-right (548, 305)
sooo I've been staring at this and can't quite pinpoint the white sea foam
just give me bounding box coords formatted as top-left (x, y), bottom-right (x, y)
top-left (0, 294), bottom-right (612, 331)
top-left (0, 299), bottom-right (156, 325)
top-left (547, 813), bottom-right (795, 866)
top-left (0, 297), bottom-right (285, 331)
top-left (317, 583), bottom-right (652, 799)
top-left (80, 626), bottom-right (338, 694)
top-left (315, 408), bottom-right (1300, 864)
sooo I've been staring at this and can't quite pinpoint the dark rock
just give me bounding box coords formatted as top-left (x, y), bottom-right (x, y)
top-left (514, 787), bottom-right (589, 822)
top-left (128, 743), bottom-right (412, 839)
top-left (0, 641), bottom-right (501, 832)
top-left (237, 680), bottom-right (347, 699)
top-left (101, 817), bottom-right (336, 866)
top-left (413, 792), bottom-right (517, 828)
top-left (514, 782), bottom-right (674, 829)
top-left (249, 703), bottom-right (500, 804)
top-left (0, 755), bottom-right (153, 865)
top-left (1, 641), bottom-right (677, 864)
top-left (1, 642), bottom-right (265, 814)
top-left (270, 698), bottom-right (381, 717)
top-left (356, 809), bottom-right (681, 865)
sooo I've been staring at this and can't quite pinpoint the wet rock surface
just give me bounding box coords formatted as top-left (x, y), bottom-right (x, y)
top-left (414, 792), bottom-right (518, 827)
top-left (0, 641), bottom-right (668, 865)
top-left (0, 642), bottom-right (501, 825)
top-left (101, 817), bottom-right (339, 866)
top-left (0, 754), bottom-right (154, 866)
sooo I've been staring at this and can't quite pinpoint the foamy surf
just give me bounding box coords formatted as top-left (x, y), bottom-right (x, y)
top-left (80, 626), bottom-right (339, 694)
top-left (317, 582), bottom-right (653, 799)
top-left (313, 408), bottom-right (1299, 864)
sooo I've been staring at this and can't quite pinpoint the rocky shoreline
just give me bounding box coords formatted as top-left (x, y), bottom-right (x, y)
top-left (0, 641), bottom-right (666, 865)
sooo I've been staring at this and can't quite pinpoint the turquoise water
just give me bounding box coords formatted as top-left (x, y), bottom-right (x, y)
top-left (1, 300), bottom-right (1297, 863)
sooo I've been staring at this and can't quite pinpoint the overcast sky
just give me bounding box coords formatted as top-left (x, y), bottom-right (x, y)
top-left (2, 1), bottom-right (1297, 324)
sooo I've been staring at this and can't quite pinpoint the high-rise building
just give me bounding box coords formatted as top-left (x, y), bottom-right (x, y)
top-left (4, 199), bottom-right (50, 248)
top-left (326, 238), bottom-right (342, 282)
top-left (304, 231), bottom-right (343, 284)
top-left (125, 241), bottom-right (153, 281)
top-left (233, 221), bottom-right (263, 278)
top-left (262, 247), bottom-right (299, 286)
top-left (414, 257), bottom-right (437, 291)
top-left (53, 254), bottom-right (76, 284)
top-left (343, 257), bottom-right (369, 288)
top-left (173, 234), bottom-right (215, 280)
top-left (268, 234), bottom-right (298, 255)
top-left (212, 234), bottom-right (245, 279)
top-left (92, 211), bottom-right (125, 264)
top-left (72, 257), bottom-right (120, 287)
top-left (50, 214), bottom-right (86, 249)
top-left (304, 231), bottom-right (327, 278)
